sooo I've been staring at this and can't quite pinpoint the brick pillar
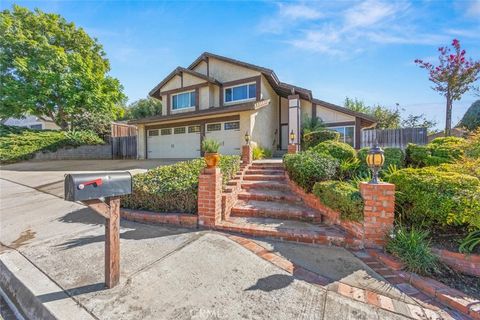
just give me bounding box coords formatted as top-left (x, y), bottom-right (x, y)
top-left (360, 182), bottom-right (395, 248)
top-left (198, 167), bottom-right (222, 227)
top-left (242, 145), bottom-right (252, 164)
top-left (288, 144), bottom-right (298, 154)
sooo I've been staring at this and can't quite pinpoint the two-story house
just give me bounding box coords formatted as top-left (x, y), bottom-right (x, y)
top-left (131, 52), bottom-right (376, 159)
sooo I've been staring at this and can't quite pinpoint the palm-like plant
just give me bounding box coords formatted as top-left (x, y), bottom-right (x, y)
top-left (301, 116), bottom-right (325, 135)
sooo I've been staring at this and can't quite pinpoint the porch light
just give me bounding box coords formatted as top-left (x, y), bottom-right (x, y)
top-left (244, 131), bottom-right (251, 145)
top-left (290, 130), bottom-right (296, 144)
top-left (366, 144), bottom-right (385, 184)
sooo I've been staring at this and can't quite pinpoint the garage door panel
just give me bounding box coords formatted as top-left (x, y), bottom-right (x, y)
top-left (147, 127), bottom-right (200, 159)
top-left (205, 121), bottom-right (241, 155)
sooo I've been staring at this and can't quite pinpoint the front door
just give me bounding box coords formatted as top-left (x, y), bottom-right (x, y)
top-left (281, 124), bottom-right (289, 150)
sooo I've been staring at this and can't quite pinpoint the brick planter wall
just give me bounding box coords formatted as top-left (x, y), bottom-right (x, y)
top-left (121, 209), bottom-right (198, 228)
top-left (198, 167), bottom-right (222, 227)
top-left (286, 174), bottom-right (395, 248)
top-left (241, 145), bottom-right (252, 164)
top-left (431, 248), bottom-right (480, 277)
top-left (287, 144), bottom-right (298, 154)
top-left (222, 164), bottom-right (249, 220)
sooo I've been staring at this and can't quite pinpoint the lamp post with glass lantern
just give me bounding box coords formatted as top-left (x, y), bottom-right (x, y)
top-left (366, 144), bottom-right (385, 184)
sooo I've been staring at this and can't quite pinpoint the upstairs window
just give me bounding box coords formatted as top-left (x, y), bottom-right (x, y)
top-left (172, 91), bottom-right (195, 110)
top-left (224, 83), bottom-right (256, 103)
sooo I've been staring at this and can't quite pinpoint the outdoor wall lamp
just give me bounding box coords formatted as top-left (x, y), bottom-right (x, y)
top-left (366, 144), bottom-right (385, 184)
top-left (244, 131), bottom-right (250, 145)
top-left (290, 130), bottom-right (296, 144)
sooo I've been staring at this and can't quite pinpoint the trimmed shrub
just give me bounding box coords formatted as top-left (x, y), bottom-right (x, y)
top-left (386, 226), bottom-right (437, 275)
top-left (252, 145), bottom-right (272, 160)
top-left (0, 125), bottom-right (104, 164)
top-left (312, 140), bottom-right (356, 162)
top-left (302, 130), bottom-right (340, 150)
top-left (357, 147), bottom-right (404, 176)
top-left (313, 181), bottom-right (364, 221)
top-left (436, 159), bottom-right (480, 179)
top-left (466, 128), bottom-right (480, 159)
top-left (283, 151), bottom-right (338, 192)
top-left (406, 137), bottom-right (468, 167)
top-left (387, 167), bottom-right (480, 229)
top-left (122, 156), bottom-right (240, 214)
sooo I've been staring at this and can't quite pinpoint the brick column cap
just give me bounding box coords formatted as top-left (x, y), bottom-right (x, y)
top-left (202, 167), bottom-right (221, 175)
top-left (359, 182), bottom-right (395, 190)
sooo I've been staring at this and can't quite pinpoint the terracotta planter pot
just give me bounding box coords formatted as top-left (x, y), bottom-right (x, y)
top-left (204, 152), bottom-right (220, 168)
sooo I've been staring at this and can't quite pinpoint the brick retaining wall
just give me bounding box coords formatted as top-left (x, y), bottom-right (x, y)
top-left (432, 248), bottom-right (480, 277)
top-left (33, 144), bottom-right (111, 160)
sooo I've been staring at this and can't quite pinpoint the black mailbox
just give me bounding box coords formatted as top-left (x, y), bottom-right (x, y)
top-left (64, 172), bottom-right (132, 201)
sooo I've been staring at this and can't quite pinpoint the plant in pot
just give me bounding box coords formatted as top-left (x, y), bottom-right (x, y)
top-left (202, 138), bottom-right (221, 168)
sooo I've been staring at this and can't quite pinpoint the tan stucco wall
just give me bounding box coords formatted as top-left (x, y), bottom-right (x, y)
top-left (161, 95), bottom-right (168, 115)
top-left (316, 105), bottom-right (355, 123)
top-left (300, 99), bottom-right (312, 122)
top-left (43, 121), bottom-right (60, 130)
top-left (249, 76), bottom-right (279, 150)
top-left (199, 86), bottom-right (210, 110)
top-left (183, 73), bottom-right (206, 87)
top-left (208, 58), bottom-right (260, 82)
top-left (137, 124), bottom-right (146, 159)
top-left (161, 75), bottom-right (181, 92)
top-left (192, 60), bottom-right (208, 75)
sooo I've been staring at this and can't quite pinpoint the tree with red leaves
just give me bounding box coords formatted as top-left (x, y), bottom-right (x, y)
top-left (415, 39), bottom-right (480, 136)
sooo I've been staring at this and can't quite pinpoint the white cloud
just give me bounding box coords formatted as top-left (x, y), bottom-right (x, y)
top-left (465, 0), bottom-right (480, 17)
top-left (344, 0), bottom-right (399, 28)
top-left (280, 3), bottom-right (323, 20)
top-left (257, 2), bottom-right (323, 34)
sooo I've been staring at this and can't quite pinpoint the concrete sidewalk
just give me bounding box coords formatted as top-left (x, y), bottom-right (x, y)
top-left (0, 178), bottom-right (443, 319)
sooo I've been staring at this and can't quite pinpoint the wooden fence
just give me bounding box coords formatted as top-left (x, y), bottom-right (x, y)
top-left (361, 127), bottom-right (427, 149)
top-left (111, 122), bottom-right (138, 137)
top-left (111, 136), bottom-right (137, 159)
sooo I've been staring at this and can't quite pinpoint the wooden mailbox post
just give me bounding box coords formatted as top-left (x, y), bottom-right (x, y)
top-left (64, 172), bottom-right (132, 289)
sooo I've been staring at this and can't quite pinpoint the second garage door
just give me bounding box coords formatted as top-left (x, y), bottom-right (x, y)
top-left (147, 125), bottom-right (201, 159)
top-left (205, 121), bottom-right (241, 155)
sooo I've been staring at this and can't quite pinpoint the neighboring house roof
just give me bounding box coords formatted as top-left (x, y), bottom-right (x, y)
top-left (147, 52), bottom-right (376, 124)
top-left (149, 67), bottom-right (222, 97)
top-left (131, 99), bottom-right (271, 125)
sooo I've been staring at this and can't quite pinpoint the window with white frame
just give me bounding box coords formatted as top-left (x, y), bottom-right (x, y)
top-left (224, 83), bottom-right (256, 103)
top-left (329, 126), bottom-right (355, 147)
top-left (172, 91), bottom-right (195, 110)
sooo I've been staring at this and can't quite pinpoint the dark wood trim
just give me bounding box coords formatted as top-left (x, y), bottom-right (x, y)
top-left (312, 103), bottom-right (317, 119)
top-left (206, 56), bottom-right (210, 77)
top-left (195, 88), bottom-right (200, 111)
top-left (180, 72), bottom-right (184, 88)
top-left (355, 117), bottom-right (361, 149)
top-left (324, 121), bottom-right (356, 128)
top-left (145, 115), bottom-right (240, 130)
top-left (144, 126), bottom-right (148, 159)
top-left (219, 85), bottom-right (224, 108)
top-left (278, 95), bottom-right (281, 150)
top-left (160, 82), bottom-right (209, 96)
top-left (255, 76), bottom-right (261, 101)
top-left (166, 93), bottom-right (171, 116)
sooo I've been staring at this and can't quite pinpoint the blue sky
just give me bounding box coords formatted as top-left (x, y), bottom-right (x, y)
top-left (2, 0), bottom-right (480, 130)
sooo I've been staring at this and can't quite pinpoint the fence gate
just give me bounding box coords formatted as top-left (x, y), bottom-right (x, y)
top-left (361, 127), bottom-right (427, 149)
top-left (111, 136), bottom-right (137, 159)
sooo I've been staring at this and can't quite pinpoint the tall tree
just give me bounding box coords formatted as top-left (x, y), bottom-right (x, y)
top-left (344, 97), bottom-right (401, 129)
top-left (415, 39), bottom-right (480, 136)
top-left (124, 97), bottom-right (162, 120)
top-left (459, 100), bottom-right (480, 131)
top-left (0, 5), bottom-right (125, 130)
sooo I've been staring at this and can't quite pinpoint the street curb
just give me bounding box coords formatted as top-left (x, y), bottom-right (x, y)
top-left (0, 248), bottom-right (95, 320)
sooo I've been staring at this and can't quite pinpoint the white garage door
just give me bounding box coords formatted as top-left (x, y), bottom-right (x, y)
top-left (205, 121), bottom-right (241, 155)
top-left (147, 125), bottom-right (201, 159)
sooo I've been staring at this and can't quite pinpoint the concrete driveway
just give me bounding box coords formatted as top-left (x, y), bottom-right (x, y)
top-left (0, 159), bottom-right (179, 198)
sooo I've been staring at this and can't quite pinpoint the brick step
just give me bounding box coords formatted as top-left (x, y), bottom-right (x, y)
top-left (243, 174), bottom-right (286, 181)
top-left (245, 169), bottom-right (284, 175)
top-left (250, 165), bottom-right (284, 170)
top-left (215, 217), bottom-right (361, 249)
top-left (241, 181), bottom-right (290, 191)
top-left (237, 190), bottom-right (301, 203)
top-left (231, 199), bottom-right (322, 222)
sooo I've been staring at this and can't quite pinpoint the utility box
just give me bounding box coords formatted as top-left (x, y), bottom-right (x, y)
top-left (64, 172), bottom-right (132, 202)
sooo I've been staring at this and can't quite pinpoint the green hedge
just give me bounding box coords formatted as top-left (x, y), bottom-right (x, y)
top-left (406, 137), bottom-right (467, 167)
top-left (312, 181), bottom-right (364, 221)
top-left (0, 125), bottom-right (104, 164)
top-left (357, 147), bottom-right (404, 175)
top-left (312, 140), bottom-right (356, 162)
top-left (122, 156), bottom-right (240, 214)
top-left (302, 130), bottom-right (340, 150)
top-left (387, 167), bottom-right (480, 229)
top-left (283, 151), bottom-right (338, 192)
